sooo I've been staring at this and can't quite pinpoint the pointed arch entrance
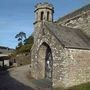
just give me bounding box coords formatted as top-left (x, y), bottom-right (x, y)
top-left (38, 42), bottom-right (53, 80)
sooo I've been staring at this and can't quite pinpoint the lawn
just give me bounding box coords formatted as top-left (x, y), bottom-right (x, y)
top-left (54, 82), bottom-right (90, 90)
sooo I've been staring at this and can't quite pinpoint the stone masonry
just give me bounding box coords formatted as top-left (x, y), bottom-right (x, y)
top-left (31, 3), bottom-right (90, 88)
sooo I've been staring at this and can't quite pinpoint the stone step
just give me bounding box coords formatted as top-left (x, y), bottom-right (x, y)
top-left (31, 79), bottom-right (52, 90)
top-left (35, 87), bottom-right (52, 90)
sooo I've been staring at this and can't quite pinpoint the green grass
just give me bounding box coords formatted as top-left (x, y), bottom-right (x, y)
top-left (53, 82), bottom-right (90, 90)
top-left (67, 82), bottom-right (90, 90)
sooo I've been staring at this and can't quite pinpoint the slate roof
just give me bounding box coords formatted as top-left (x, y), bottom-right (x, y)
top-left (45, 22), bottom-right (90, 50)
top-left (56, 4), bottom-right (90, 23)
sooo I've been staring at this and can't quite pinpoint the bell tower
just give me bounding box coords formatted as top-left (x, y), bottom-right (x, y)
top-left (34, 2), bottom-right (54, 22)
top-left (33, 2), bottom-right (54, 42)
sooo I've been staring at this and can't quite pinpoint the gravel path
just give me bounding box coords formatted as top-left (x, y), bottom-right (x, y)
top-left (0, 65), bottom-right (35, 90)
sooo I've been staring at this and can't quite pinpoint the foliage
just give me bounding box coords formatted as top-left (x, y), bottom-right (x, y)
top-left (15, 31), bottom-right (26, 47)
top-left (53, 82), bottom-right (90, 90)
top-left (15, 32), bottom-right (26, 40)
top-left (9, 52), bottom-right (16, 58)
top-left (15, 33), bottom-right (34, 54)
top-left (18, 42), bottom-right (23, 47)
top-left (16, 44), bottom-right (32, 54)
top-left (24, 35), bottom-right (34, 45)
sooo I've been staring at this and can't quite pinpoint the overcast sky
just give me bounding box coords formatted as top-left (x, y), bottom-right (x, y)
top-left (0, 0), bottom-right (90, 48)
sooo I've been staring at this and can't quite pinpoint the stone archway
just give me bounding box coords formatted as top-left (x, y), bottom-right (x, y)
top-left (38, 42), bottom-right (53, 80)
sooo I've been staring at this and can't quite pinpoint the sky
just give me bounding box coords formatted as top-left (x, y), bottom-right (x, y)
top-left (0, 0), bottom-right (90, 49)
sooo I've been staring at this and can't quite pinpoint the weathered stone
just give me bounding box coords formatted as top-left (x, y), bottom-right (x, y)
top-left (31, 3), bottom-right (90, 89)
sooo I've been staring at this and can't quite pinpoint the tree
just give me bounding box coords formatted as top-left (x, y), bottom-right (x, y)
top-left (15, 34), bottom-right (34, 54)
top-left (15, 32), bottom-right (26, 47)
top-left (24, 35), bottom-right (33, 45)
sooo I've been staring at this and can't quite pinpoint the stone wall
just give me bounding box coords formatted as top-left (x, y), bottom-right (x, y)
top-left (31, 23), bottom-right (90, 88)
top-left (62, 48), bottom-right (90, 87)
top-left (31, 25), bottom-right (65, 87)
top-left (15, 54), bottom-right (31, 66)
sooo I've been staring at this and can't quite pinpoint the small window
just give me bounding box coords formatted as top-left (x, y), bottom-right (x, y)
top-left (41, 11), bottom-right (44, 20)
top-left (47, 11), bottom-right (49, 21)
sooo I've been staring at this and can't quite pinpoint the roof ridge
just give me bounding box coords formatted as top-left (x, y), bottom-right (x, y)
top-left (56, 4), bottom-right (90, 23)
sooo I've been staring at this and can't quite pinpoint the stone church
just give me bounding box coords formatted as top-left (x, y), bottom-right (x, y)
top-left (31, 2), bottom-right (90, 88)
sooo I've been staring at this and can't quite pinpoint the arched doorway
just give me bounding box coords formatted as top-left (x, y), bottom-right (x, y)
top-left (38, 42), bottom-right (53, 80)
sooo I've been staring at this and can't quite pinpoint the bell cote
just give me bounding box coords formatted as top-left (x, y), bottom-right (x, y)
top-left (34, 2), bottom-right (54, 24)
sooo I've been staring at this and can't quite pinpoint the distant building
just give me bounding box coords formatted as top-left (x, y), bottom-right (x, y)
top-left (0, 46), bottom-right (14, 68)
top-left (31, 3), bottom-right (90, 88)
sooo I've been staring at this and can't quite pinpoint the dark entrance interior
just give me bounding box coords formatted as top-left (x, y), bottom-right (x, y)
top-left (38, 42), bottom-right (53, 80)
top-left (45, 44), bottom-right (53, 80)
